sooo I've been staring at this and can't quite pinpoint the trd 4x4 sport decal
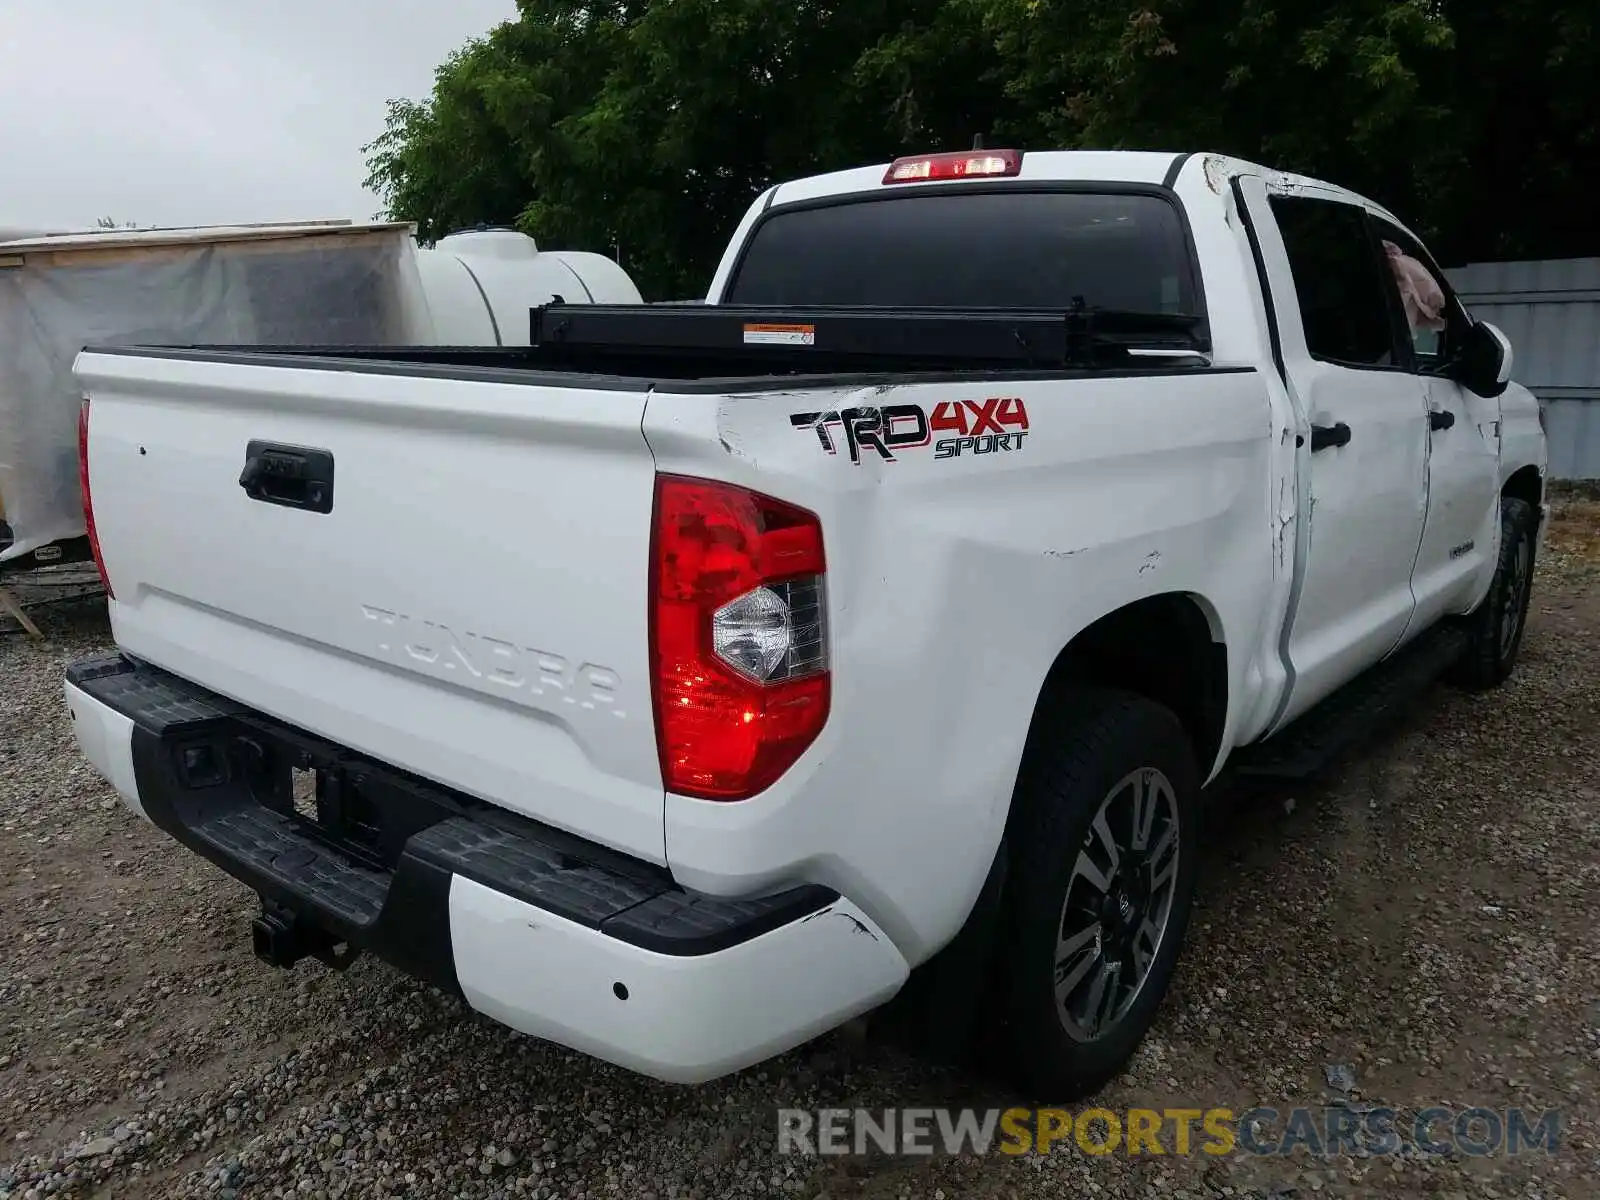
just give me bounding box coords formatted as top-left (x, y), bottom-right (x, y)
top-left (790, 398), bottom-right (1030, 464)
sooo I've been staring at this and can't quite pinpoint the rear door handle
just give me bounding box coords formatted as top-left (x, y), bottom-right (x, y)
top-left (1429, 409), bottom-right (1456, 431)
top-left (239, 441), bottom-right (335, 513)
top-left (1309, 422), bottom-right (1351, 452)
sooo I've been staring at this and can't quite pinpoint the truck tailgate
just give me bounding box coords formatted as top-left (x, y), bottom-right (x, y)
top-left (74, 349), bottom-right (666, 863)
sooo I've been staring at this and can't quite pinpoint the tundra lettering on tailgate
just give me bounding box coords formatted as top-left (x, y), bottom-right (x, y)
top-left (790, 398), bottom-right (1029, 464)
top-left (361, 606), bottom-right (625, 717)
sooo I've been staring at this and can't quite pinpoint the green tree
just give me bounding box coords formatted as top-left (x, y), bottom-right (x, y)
top-left (973, 0), bottom-right (1597, 262)
top-left (365, 0), bottom-right (1014, 298)
top-left (366, 0), bottom-right (1599, 296)
top-left (1428, 0), bottom-right (1598, 262)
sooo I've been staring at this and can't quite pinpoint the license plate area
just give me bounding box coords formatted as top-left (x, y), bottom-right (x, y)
top-left (182, 718), bottom-right (471, 872)
top-left (283, 759), bottom-right (385, 866)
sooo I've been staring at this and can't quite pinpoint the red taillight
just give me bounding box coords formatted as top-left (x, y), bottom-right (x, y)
top-left (883, 148), bottom-right (1022, 184)
top-left (77, 398), bottom-right (113, 599)
top-left (650, 475), bottom-right (830, 800)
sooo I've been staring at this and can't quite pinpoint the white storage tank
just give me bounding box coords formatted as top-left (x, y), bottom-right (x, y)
top-left (413, 227), bottom-right (642, 345)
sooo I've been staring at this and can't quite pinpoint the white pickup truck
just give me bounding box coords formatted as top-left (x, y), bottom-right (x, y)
top-left (64, 149), bottom-right (1546, 1096)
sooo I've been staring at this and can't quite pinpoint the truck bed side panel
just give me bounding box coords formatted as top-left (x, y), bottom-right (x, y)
top-left (645, 366), bottom-right (1278, 960)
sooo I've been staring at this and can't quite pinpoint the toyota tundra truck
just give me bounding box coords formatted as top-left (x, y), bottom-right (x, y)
top-left (63, 149), bottom-right (1547, 1096)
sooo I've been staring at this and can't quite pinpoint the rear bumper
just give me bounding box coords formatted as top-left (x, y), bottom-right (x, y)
top-left (63, 655), bottom-right (908, 1083)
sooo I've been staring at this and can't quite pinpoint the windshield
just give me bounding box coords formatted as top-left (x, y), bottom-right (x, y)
top-left (725, 189), bottom-right (1198, 314)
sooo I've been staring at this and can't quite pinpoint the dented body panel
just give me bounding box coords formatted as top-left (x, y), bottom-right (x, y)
top-left (644, 367), bottom-right (1273, 956)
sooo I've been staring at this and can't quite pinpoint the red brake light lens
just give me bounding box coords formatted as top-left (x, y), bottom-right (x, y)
top-left (650, 475), bottom-right (829, 800)
top-left (77, 398), bottom-right (113, 599)
top-left (883, 149), bottom-right (1022, 184)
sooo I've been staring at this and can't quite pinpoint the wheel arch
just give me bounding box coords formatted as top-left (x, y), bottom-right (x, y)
top-left (876, 591), bottom-right (1228, 1064)
top-left (1029, 591), bottom-right (1229, 778)
top-left (1501, 464), bottom-right (1543, 511)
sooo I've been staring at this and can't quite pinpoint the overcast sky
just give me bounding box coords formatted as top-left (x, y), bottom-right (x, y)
top-left (0, 0), bottom-right (518, 231)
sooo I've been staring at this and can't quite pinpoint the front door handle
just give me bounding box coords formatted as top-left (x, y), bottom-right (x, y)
top-left (1309, 422), bottom-right (1352, 452)
top-left (239, 441), bottom-right (335, 513)
top-left (1429, 408), bottom-right (1456, 432)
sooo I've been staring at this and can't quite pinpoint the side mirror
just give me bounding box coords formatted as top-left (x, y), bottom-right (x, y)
top-left (1453, 320), bottom-right (1513, 398)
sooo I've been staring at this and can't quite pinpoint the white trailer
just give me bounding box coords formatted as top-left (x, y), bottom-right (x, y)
top-left (0, 221), bottom-right (640, 580)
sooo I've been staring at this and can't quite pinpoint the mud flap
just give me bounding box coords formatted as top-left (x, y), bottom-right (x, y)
top-left (868, 838), bottom-right (1008, 1067)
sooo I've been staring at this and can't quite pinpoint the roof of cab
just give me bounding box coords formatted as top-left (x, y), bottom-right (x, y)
top-left (768, 150), bottom-right (1187, 208)
top-left (764, 149), bottom-right (1408, 232)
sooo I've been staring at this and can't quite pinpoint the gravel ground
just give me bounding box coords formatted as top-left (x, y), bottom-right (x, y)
top-left (2, 500), bottom-right (1597, 1200)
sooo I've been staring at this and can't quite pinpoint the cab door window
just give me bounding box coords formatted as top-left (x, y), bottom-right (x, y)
top-left (1371, 219), bottom-right (1470, 372)
top-left (1269, 195), bottom-right (1405, 369)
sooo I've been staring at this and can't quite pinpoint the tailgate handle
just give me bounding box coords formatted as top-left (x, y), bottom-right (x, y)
top-left (239, 441), bottom-right (335, 513)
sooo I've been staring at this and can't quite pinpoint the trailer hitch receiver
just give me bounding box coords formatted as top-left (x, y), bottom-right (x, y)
top-left (251, 901), bottom-right (361, 971)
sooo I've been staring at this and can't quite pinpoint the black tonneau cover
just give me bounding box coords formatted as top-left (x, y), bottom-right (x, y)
top-left (530, 302), bottom-right (1207, 371)
top-left (110, 302), bottom-right (1211, 385)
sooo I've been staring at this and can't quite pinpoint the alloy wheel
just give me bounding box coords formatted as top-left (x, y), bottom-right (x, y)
top-left (1053, 768), bottom-right (1181, 1043)
top-left (1500, 536), bottom-right (1532, 658)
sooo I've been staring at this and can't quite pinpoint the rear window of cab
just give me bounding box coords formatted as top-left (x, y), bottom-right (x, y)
top-left (726, 190), bottom-right (1198, 315)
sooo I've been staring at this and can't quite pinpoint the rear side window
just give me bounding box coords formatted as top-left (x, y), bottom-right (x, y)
top-left (1269, 196), bottom-right (1398, 367)
top-left (726, 190), bottom-right (1197, 314)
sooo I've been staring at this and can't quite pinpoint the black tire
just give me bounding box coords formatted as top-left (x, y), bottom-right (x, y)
top-left (1448, 497), bottom-right (1537, 691)
top-left (998, 688), bottom-right (1201, 1099)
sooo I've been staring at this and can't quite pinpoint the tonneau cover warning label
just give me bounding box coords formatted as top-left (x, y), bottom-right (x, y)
top-left (744, 322), bottom-right (816, 346)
